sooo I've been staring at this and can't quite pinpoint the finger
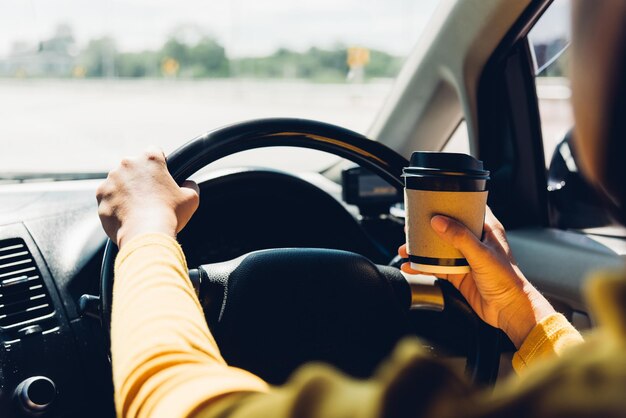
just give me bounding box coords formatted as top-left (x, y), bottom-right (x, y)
top-left (445, 274), bottom-right (472, 297)
top-left (401, 262), bottom-right (418, 274)
top-left (400, 263), bottom-right (442, 277)
top-left (445, 273), bottom-right (466, 282)
top-left (482, 208), bottom-right (509, 250)
top-left (485, 206), bottom-right (496, 222)
top-left (119, 157), bottom-right (135, 168)
top-left (484, 208), bottom-right (504, 235)
top-left (144, 146), bottom-right (166, 164)
top-left (176, 181), bottom-right (200, 232)
top-left (180, 181), bottom-right (200, 211)
top-left (181, 180), bottom-right (200, 196)
top-left (431, 215), bottom-right (488, 264)
top-left (95, 181), bottom-right (108, 204)
top-left (398, 244), bottom-right (408, 258)
top-left (401, 262), bottom-right (421, 275)
top-left (431, 273), bottom-right (463, 281)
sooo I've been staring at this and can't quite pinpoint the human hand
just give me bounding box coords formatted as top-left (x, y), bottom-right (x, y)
top-left (399, 207), bottom-right (555, 348)
top-left (96, 148), bottom-right (200, 248)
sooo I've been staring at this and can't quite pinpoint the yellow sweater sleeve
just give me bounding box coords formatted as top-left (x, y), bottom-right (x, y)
top-left (111, 233), bottom-right (268, 418)
top-left (512, 312), bottom-right (584, 374)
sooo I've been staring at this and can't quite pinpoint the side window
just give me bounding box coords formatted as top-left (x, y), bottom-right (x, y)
top-left (528, 0), bottom-right (573, 167)
top-left (529, 0), bottom-right (617, 231)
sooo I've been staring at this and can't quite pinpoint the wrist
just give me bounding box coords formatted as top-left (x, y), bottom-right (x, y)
top-left (499, 287), bottom-right (556, 348)
top-left (117, 211), bottom-right (177, 248)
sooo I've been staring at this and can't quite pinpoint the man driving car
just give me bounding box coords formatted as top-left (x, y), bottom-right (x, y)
top-left (96, 1), bottom-right (626, 417)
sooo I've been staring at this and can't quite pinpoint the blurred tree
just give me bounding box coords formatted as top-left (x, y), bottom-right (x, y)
top-left (161, 38), bottom-right (189, 67)
top-left (79, 37), bottom-right (117, 77)
top-left (366, 49), bottom-right (403, 78)
top-left (189, 37), bottom-right (229, 77)
top-left (117, 51), bottom-right (159, 78)
top-left (158, 36), bottom-right (228, 78)
top-left (63, 28), bottom-right (400, 81)
top-left (231, 45), bottom-right (397, 82)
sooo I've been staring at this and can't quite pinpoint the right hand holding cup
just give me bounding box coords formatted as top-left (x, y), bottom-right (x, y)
top-left (399, 207), bottom-right (555, 348)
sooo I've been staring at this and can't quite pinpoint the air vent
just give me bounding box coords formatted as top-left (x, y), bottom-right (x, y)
top-left (0, 238), bottom-right (55, 329)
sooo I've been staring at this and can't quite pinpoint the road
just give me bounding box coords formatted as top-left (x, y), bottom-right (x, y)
top-left (0, 78), bottom-right (571, 174)
top-left (0, 79), bottom-right (392, 173)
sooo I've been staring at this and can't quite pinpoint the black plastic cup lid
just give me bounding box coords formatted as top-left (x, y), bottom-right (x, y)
top-left (403, 152), bottom-right (490, 179)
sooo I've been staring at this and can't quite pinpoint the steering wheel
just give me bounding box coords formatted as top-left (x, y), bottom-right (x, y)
top-left (99, 118), bottom-right (500, 385)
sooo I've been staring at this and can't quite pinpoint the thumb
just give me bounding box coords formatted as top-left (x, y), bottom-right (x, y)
top-left (176, 180), bottom-right (200, 232)
top-left (431, 215), bottom-right (488, 265)
top-left (181, 180), bottom-right (200, 198)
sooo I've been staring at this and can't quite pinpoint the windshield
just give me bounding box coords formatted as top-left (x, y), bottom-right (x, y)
top-left (0, 0), bottom-right (440, 176)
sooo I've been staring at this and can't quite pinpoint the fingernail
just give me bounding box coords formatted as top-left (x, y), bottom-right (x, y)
top-left (431, 216), bottom-right (449, 233)
top-left (401, 262), bottom-right (419, 275)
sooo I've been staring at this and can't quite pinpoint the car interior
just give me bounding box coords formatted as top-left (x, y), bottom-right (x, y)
top-left (2, 0), bottom-right (625, 417)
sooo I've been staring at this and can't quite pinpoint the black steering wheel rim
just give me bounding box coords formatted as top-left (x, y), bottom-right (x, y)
top-left (100, 117), bottom-right (500, 384)
top-left (166, 117), bottom-right (407, 187)
top-left (102, 118), bottom-right (408, 327)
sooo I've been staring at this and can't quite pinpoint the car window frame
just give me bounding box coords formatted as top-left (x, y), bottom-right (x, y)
top-left (475, 0), bottom-right (552, 230)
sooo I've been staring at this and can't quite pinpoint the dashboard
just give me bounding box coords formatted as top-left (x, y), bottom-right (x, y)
top-left (1, 165), bottom-right (617, 417)
top-left (0, 168), bottom-right (404, 417)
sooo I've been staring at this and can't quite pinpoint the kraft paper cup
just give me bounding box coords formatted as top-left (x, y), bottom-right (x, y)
top-left (403, 152), bottom-right (490, 275)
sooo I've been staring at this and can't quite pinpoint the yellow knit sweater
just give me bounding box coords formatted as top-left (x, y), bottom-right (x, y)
top-left (112, 234), bottom-right (587, 418)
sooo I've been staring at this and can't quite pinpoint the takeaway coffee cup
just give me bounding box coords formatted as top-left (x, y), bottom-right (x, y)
top-left (403, 152), bottom-right (490, 274)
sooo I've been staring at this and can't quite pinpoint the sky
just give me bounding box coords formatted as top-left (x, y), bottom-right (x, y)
top-left (0, 0), bottom-right (441, 57)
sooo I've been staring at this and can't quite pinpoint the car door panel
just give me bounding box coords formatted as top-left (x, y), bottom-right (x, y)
top-left (508, 228), bottom-right (624, 315)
